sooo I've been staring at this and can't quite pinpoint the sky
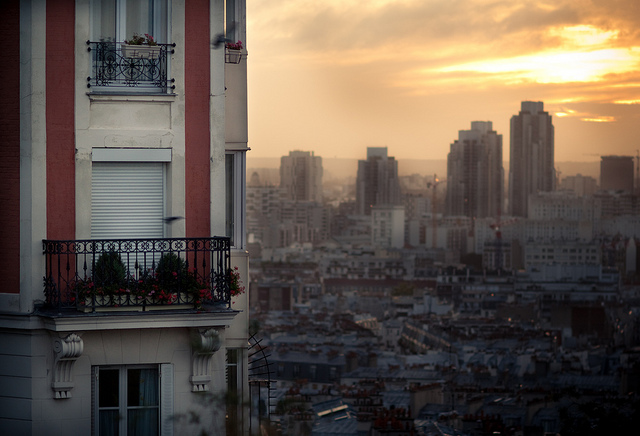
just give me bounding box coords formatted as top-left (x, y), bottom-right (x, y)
top-left (246, 0), bottom-right (640, 163)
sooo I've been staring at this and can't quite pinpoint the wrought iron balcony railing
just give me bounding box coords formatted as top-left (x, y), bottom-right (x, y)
top-left (86, 41), bottom-right (176, 92)
top-left (43, 237), bottom-right (231, 312)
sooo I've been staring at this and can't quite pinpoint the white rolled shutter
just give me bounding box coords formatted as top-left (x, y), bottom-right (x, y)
top-left (91, 162), bottom-right (165, 239)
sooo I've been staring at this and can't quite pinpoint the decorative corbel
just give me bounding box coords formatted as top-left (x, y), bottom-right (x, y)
top-left (190, 328), bottom-right (221, 392)
top-left (52, 333), bottom-right (84, 399)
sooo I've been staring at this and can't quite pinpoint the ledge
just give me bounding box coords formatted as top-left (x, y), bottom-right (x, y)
top-left (34, 307), bottom-right (239, 332)
top-left (87, 92), bottom-right (177, 103)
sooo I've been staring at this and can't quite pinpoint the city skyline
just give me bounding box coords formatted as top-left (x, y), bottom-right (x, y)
top-left (247, 0), bottom-right (640, 162)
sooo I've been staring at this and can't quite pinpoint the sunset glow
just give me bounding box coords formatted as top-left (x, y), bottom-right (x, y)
top-left (247, 0), bottom-right (640, 161)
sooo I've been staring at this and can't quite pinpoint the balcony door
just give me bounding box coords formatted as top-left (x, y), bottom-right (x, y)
top-left (92, 0), bottom-right (168, 43)
top-left (91, 161), bottom-right (165, 240)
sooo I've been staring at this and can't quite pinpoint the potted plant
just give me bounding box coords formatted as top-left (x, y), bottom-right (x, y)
top-left (225, 40), bottom-right (243, 64)
top-left (121, 33), bottom-right (160, 59)
top-left (229, 266), bottom-right (245, 297)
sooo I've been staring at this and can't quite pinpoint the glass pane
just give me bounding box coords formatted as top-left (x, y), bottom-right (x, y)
top-left (94, 0), bottom-right (116, 41)
top-left (226, 0), bottom-right (237, 41)
top-left (225, 154), bottom-right (235, 245)
top-left (155, 0), bottom-right (168, 43)
top-left (99, 368), bottom-right (120, 408)
top-left (127, 368), bottom-right (159, 407)
top-left (99, 410), bottom-right (120, 436)
top-left (126, 0), bottom-right (153, 41)
top-left (128, 409), bottom-right (159, 436)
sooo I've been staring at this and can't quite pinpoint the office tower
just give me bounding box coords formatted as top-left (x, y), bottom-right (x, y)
top-left (279, 150), bottom-right (323, 203)
top-left (445, 121), bottom-right (503, 218)
top-left (356, 147), bottom-right (402, 215)
top-left (600, 155), bottom-right (634, 192)
top-left (509, 101), bottom-right (555, 217)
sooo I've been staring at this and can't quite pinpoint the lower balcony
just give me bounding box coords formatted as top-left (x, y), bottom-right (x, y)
top-left (42, 237), bottom-right (232, 313)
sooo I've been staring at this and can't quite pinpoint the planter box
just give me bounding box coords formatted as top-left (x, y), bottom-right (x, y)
top-left (121, 44), bottom-right (161, 60)
top-left (81, 294), bottom-right (192, 312)
top-left (225, 49), bottom-right (242, 64)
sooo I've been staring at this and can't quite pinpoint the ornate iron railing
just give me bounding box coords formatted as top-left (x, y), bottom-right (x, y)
top-left (86, 41), bottom-right (176, 92)
top-left (43, 237), bottom-right (231, 312)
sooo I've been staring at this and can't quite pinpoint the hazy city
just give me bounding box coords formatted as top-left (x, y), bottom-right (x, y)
top-left (2, 1), bottom-right (640, 436)
top-left (245, 101), bottom-right (640, 435)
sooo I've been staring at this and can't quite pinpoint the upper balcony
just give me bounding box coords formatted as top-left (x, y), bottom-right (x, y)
top-left (42, 237), bottom-right (233, 313)
top-left (86, 41), bottom-right (176, 93)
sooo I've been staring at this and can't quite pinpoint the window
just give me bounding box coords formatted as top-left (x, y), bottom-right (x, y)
top-left (93, 364), bottom-right (173, 436)
top-left (226, 349), bottom-right (244, 436)
top-left (226, 152), bottom-right (246, 249)
top-left (92, 0), bottom-right (169, 43)
top-left (90, 0), bottom-right (171, 93)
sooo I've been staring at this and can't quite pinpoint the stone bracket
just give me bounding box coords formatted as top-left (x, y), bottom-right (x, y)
top-left (52, 333), bottom-right (84, 399)
top-left (190, 328), bottom-right (221, 392)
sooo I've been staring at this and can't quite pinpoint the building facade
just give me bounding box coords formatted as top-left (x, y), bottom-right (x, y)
top-left (600, 155), bottom-right (634, 193)
top-left (559, 174), bottom-right (598, 197)
top-left (445, 121), bottom-right (503, 219)
top-left (509, 101), bottom-right (555, 217)
top-left (280, 150), bottom-right (323, 203)
top-left (371, 205), bottom-right (406, 249)
top-left (0, 1), bottom-right (249, 434)
top-left (356, 147), bottom-right (402, 216)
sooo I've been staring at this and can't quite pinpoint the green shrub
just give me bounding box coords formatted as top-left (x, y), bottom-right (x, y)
top-left (93, 251), bottom-right (127, 288)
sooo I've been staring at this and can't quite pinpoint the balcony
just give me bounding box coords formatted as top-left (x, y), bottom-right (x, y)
top-left (42, 237), bottom-right (231, 313)
top-left (86, 41), bottom-right (175, 93)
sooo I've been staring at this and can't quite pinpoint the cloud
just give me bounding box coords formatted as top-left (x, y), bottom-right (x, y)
top-left (247, 0), bottom-right (640, 160)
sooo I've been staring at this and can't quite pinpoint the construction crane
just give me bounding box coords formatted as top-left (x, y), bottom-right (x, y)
top-left (426, 174), bottom-right (440, 249)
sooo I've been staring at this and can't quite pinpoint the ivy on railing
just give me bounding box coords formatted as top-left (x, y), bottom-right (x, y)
top-left (43, 237), bottom-right (231, 312)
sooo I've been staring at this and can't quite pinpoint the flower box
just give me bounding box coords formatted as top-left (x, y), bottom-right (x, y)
top-left (225, 49), bottom-right (242, 64)
top-left (81, 294), bottom-right (192, 312)
top-left (121, 44), bottom-right (161, 60)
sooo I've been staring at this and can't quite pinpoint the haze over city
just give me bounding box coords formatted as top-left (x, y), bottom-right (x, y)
top-left (247, 0), bottom-right (640, 162)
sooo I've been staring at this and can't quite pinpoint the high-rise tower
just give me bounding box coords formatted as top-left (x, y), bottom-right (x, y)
top-left (279, 150), bottom-right (323, 203)
top-left (446, 121), bottom-right (503, 218)
top-left (356, 147), bottom-right (402, 215)
top-left (509, 101), bottom-right (555, 217)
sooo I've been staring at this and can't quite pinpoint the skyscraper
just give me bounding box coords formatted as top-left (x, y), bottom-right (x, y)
top-left (445, 121), bottom-right (503, 219)
top-left (280, 150), bottom-right (323, 203)
top-left (356, 147), bottom-right (402, 215)
top-left (509, 101), bottom-right (555, 217)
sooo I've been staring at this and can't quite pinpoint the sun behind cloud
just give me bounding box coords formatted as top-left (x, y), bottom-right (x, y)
top-left (438, 25), bottom-right (639, 85)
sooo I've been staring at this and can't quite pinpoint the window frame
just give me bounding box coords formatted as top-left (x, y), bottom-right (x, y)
top-left (225, 151), bottom-right (247, 250)
top-left (226, 348), bottom-right (244, 435)
top-left (89, 0), bottom-right (172, 94)
top-left (92, 0), bottom-right (170, 44)
top-left (93, 364), bottom-right (171, 436)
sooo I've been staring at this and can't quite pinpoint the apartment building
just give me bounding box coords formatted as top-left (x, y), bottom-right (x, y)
top-left (509, 101), bottom-right (555, 217)
top-left (356, 147), bottom-right (402, 215)
top-left (445, 121), bottom-right (503, 219)
top-left (0, 1), bottom-right (249, 434)
top-left (280, 150), bottom-right (323, 203)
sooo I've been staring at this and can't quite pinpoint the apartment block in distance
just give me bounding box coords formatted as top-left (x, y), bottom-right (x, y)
top-left (509, 101), bottom-right (555, 217)
top-left (445, 121), bottom-right (504, 219)
top-left (0, 1), bottom-right (249, 434)
top-left (356, 147), bottom-right (402, 215)
top-left (280, 150), bottom-right (324, 203)
top-left (600, 155), bottom-right (635, 193)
